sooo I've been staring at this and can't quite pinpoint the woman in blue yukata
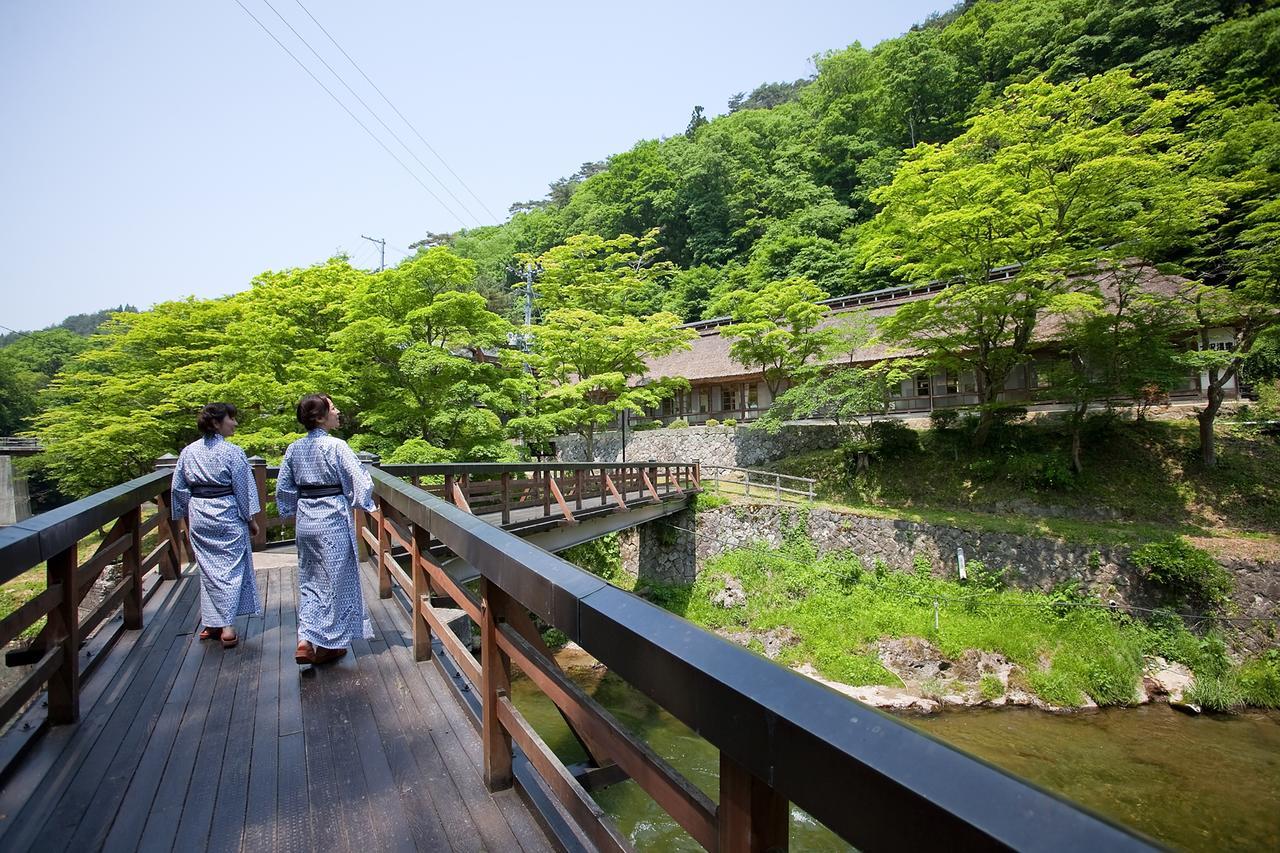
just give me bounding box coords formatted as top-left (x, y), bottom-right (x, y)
top-left (276, 394), bottom-right (376, 666)
top-left (170, 402), bottom-right (261, 649)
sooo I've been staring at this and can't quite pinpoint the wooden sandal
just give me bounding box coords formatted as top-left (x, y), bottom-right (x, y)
top-left (199, 626), bottom-right (223, 640)
top-left (221, 632), bottom-right (239, 649)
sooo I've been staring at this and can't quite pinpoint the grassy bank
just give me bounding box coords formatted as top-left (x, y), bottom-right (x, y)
top-left (566, 532), bottom-right (1280, 711)
top-left (765, 419), bottom-right (1280, 549)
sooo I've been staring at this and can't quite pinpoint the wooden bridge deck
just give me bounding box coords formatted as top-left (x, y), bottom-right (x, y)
top-left (0, 551), bottom-right (553, 853)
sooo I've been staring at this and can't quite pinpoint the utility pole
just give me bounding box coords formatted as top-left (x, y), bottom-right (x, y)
top-left (505, 261), bottom-right (542, 351)
top-left (362, 234), bottom-right (386, 272)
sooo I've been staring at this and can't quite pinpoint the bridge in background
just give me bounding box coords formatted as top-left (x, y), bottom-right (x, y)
top-left (0, 458), bottom-right (1154, 851)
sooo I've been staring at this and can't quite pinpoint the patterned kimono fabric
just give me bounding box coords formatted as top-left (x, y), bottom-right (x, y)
top-left (171, 435), bottom-right (262, 628)
top-left (276, 428), bottom-right (376, 648)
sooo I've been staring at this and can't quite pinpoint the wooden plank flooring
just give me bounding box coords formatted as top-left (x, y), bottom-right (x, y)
top-left (0, 552), bottom-right (553, 853)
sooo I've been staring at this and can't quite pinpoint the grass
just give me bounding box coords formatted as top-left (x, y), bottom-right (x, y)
top-left (609, 533), bottom-right (1277, 709)
top-left (765, 418), bottom-right (1280, 549)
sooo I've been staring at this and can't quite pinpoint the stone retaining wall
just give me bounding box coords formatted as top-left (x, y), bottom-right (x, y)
top-left (555, 423), bottom-right (843, 468)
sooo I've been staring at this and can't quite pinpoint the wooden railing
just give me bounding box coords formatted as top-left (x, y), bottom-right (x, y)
top-left (245, 460), bottom-right (701, 547)
top-left (0, 468), bottom-right (185, 737)
top-left (361, 468), bottom-right (1153, 852)
top-left (700, 465), bottom-right (815, 505)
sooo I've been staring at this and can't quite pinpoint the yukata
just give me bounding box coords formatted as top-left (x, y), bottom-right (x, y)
top-left (276, 428), bottom-right (375, 648)
top-left (171, 435), bottom-right (262, 628)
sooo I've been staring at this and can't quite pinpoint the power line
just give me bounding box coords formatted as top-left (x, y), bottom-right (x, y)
top-left (228, 0), bottom-right (468, 228)
top-left (256, 0), bottom-right (484, 228)
top-left (291, 0), bottom-right (503, 225)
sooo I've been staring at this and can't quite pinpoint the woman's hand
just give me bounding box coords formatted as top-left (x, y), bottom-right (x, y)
top-left (249, 519), bottom-right (260, 537)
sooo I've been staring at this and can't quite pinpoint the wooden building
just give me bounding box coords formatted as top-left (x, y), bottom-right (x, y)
top-left (635, 265), bottom-right (1238, 426)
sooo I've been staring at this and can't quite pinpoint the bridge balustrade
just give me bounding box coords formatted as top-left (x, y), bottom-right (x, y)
top-left (360, 467), bottom-right (1153, 852)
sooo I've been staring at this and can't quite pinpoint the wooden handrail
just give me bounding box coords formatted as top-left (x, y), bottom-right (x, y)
top-left (366, 467), bottom-right (1154, 853)
top-left (0, 466), bottom-right (186, 741)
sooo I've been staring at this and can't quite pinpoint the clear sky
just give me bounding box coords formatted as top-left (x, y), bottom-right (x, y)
top-left (0, 0), bottom-right (950, 332)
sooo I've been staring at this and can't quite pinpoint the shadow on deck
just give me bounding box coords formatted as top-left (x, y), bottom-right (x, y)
top-left (0, 551), bottom-right (552, 853)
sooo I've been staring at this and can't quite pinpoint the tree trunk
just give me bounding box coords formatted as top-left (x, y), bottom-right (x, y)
top-left (1198, 404), bottom-right (1219, 468)
top-left (1070, 402), bottom-right (1087, 475)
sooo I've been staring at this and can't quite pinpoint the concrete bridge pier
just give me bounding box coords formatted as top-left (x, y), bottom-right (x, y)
top-left (620, 505), bottom-right (697, 586)
top-left (0, 455), bottom-right (32, 525)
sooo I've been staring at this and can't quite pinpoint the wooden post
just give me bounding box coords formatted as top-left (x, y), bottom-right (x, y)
top-left (481, 578), bottom-right (513, 791)
top-left (718, 753), bottom-right (789, 852)
top-left (574, 468), bottom-right (583, 510)
top-left (501, 472), bottom-right (511, 525)
top-left (356, 452), bottom-right (380, 561)
top-left (122, 505), bottom-right (143, 630)
top-left (411, 522), bottom-right (432, 661)
top-left (155, 455), bottom-right (184, 578)
top-left (47, 544), bottom-right (80, 725)
top-left (154, 490), bottom-right (183, 579)
top-left (377, 503), bottom-right (392, 599)
top-left (248, 456), bottom-right (268, 551)
top-left (542, 468), bottom-right (551, 518)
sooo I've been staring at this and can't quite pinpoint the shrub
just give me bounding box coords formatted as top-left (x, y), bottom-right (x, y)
top-left (704, 418), bottom-right (720, 427)
top-left (722, 418), bottom-right (738, 427)
top-left (1131, 539), bottom-right (1233, 607)
top-left (630, 419), bottom-right (662, 431)
top-left (1004, 451), bottom-right (1075, 490)
top-left (1237, 651), bottom-right (1280, 708)
top-left (965, 560), bottom-right (1005, 592)
top-left (867, 420), bottom-right (919, 458)
top-left (668, 418), bottom-right (689, 429)
top-left (979, 675), bottom-right (1005, 702)
top-left (929, 408), bottom-right (960, 431)
top-left (967, 458), bottom-right (998, 481)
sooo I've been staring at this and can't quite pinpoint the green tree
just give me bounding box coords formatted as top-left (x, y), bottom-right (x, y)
top-left (1046, 264), bottom-right (1192, 472)
top-left (716, 277), bottom-right (836, 397)
top-left (507, 310), bottom-right (692, 460)
top-left (0, 328), bottom-right (90, 435)
top-left (332, 248), bottom-right (518, 461)
top-left (861, 71), bottom-right (1222, 445)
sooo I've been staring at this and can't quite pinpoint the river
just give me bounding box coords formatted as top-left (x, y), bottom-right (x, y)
top-left (508, 664), bottom-right (1280, 851)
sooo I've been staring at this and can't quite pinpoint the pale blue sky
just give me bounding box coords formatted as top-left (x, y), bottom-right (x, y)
top-left (1, 0), bottom-right (950, 331)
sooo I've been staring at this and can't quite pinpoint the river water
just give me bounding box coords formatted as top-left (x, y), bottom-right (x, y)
top-left (509, 666), bottom-right (1280, 851)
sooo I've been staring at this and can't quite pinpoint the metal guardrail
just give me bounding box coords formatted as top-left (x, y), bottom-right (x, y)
top-left (362, 467), bottom-right (1155, 852)
top-left (699, 464), bottom-right (816, 504)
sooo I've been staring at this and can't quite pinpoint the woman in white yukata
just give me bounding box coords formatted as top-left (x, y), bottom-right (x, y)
top-left (170, 402), bottom-right (261, 649)
top-left (276, 394), bottom-right (376, 666)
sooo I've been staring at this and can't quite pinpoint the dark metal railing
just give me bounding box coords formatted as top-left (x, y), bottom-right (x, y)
top-left (360, 468), bottom-right (1155, 852)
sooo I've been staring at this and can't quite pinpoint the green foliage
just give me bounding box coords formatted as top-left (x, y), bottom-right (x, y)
top-left (668, 418), bottom-right (689, 429)
top-left (1236, 651), bottom-right (1280, 709)
top-left (1004, 452), bottom-right (1076, 491)
top-left (560, 533), bottom-right (625, 585)
top-left (721, 418), bottom-right (737, 428)
top-left (979, 675), bottom-right (1005, 702)
top-left (704, 418), bottom-right (720, 427)
top-left (716, 278), bottom-right (835, 396)
top-left (691, 491), bottom-right (731, 512)
top-left (929, 408), bottom-right (959, 431)
top-left (1131, 539), bottom-right (1233, 607)
top-left (662, 539), bottom-right (1182, 706)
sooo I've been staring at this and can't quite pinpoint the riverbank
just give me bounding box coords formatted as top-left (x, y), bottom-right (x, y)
top-left (569, 532), bottom-right (1280, 712)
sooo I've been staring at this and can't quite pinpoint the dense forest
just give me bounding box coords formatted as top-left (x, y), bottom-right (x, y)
top-left (4, 0), bottom-right (1279, 495)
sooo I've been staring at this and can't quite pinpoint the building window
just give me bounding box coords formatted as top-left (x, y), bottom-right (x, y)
top-left (747, 383), bottom-right (759, 409)
top-left (697, 388), bottom-right (710, 413)
top-left (915, 375), bottom-right (930, 397)
top-left (721, 385), bottom-right (739, 412)
top-left (943, 371), bottom-right (960, 395)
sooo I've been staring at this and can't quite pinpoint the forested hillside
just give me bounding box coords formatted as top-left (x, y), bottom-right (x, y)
top-left (17, 0), bottom-right (1280, 495)
top-left (442, 0), bottom-right (1280, 321)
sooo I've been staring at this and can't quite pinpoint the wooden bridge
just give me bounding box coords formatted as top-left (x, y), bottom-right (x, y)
top-left (0, 459), bottom-right (1154, 851)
